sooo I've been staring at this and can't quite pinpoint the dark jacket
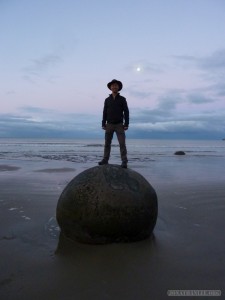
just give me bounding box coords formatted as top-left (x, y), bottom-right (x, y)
top-left (102, 94), bottom-right (129, 127)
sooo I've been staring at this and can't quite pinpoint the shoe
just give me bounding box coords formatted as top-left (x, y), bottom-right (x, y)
top-left (98, 159), bottom-right (108, 165)
top-left (121, 161), bottom-right (127, 168)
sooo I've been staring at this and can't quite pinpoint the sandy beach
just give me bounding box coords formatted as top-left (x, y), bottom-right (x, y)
top-left (0, 157), bottom-right (224, 300)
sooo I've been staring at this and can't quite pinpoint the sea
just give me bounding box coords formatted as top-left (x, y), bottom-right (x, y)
top-left (1, 138), bottom-right (224, 161)
top-left (0, 138), bottom-right (224, 185)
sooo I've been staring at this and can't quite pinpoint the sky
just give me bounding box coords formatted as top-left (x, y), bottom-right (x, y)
top-left (1, 0), bottom-right (225, 139)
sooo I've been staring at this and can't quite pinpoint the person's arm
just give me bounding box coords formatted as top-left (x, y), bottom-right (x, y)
top-left (102, 99), bottom-right (107, 129)
top-left (123, 98), bottom-right (129, 129)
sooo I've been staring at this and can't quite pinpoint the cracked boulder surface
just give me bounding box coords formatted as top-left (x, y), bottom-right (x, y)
top-left (56, 165), bottom-right (158, 244)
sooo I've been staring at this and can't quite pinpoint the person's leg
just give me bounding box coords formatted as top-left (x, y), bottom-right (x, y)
top-left (99, 124), bottom-right (114, 164)
top-left (115, 124), bottom-right (128, 167)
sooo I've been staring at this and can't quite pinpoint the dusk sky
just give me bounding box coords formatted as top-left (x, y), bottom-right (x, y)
top-left (1, 0), bottom-right (225, 139)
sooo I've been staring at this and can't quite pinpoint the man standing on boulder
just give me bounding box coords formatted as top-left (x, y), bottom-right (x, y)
top-left (98, 79), bottom-right (129, 168)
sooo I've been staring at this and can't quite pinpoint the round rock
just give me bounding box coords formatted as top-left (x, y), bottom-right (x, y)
top-left (174, 151), bottom-right (186, 155)
top-left (56, 165), bottom-right (158, 244)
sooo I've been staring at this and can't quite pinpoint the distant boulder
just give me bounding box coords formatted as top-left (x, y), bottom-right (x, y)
top-left (174, 151), bottom-right (186, 155)
top-left (56, 165), bottom-right (158, 244)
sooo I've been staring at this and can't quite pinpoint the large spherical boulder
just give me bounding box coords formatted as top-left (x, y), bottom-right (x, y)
top-left (56, 165), bottom-right (158, 244)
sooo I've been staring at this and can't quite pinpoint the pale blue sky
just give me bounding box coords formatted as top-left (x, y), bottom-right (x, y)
top-left (1, 0), bottom-right (225, 139)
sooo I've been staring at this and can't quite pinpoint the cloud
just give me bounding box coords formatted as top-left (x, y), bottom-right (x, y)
top-left (187, 93), bottom-right (215, 104)
top-left (158, 93), bottom-right (182, 111)
top-left (208, 82), bottom-right (225, 96)
top-left (132, 120), bottom-right (206, 133)
top-left (126, 88), bottom-right (153, 99)
top-left (198, 49), bottom-right (225, 71)
top-left (0, 107), bottom-right (101, 138)
top-left (0, 112), bottom-right (223, 139)
top-left (19, 106), bottom-right (53, 114)
top-left (129, 101), bottom-right (225, 139)
top-left (155, 88), bottom-right (217, 112)
top-left (0, 100), bottom-right (224, 139)
top-left (6, 90), bottom-right (16, 95)
top-left (173, 49), bottom-right (225, 82)
top-left (22, 53), bottom-right (62, 82)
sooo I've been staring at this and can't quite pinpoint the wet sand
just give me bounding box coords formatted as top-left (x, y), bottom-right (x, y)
top-left (0, 163), bottom-right (224, 300)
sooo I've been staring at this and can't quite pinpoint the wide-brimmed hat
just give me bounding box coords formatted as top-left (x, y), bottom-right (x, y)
top-left (107, 79), bottom-right (123, 91)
